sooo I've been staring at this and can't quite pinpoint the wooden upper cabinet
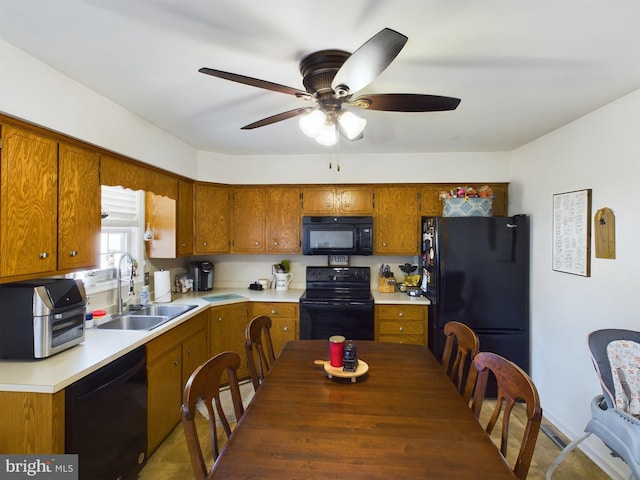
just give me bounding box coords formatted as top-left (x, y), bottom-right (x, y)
top-left (100, 155), bottom-right (177, 199)
top-left (301, 187), bottom-right (336, 214)
top-left (194, 183), bottom-right (230, 254)
top-left (0, 126), bottom-right (58, 277)
top-left (145, 192), bottom-right (176, 258)
top-left (374, 186), bottom-right (419, 255)
top-left (177, 179), bottom-right (194, 256)
top-left (58, 143), bottom-right (101, 271)
top-left (266, 186), bottom-right (300, 253)
top-left (419, 183), bottom-right (509, 217)
top-left (301, 186), bottom-right (373, 215)
top-left (232, 186), bottom-right (301, 254)
top-left (232, 187), bottom-right (266, 253)
top-left (490, 184), bottom-right (508, 216)
top-left (338, 187), bottom-right (374, 214)
top-left (419, 186), bottom-right (442, 217)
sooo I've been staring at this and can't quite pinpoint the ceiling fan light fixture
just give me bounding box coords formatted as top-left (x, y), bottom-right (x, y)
top-left (315, 122), bottom-right (338, 146)
top-left (299, 109), bottom-right (326, 138)
top-left (338, 111), bottom-right (367, 140)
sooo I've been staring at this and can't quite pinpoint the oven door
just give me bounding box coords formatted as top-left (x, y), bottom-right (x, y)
top-left (299, 300), bottom-right (374, 341)
top-left (34, 305), bottom-right (85, 358)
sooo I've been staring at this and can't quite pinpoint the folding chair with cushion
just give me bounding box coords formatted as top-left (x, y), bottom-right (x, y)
top-left (441, 321), bottom-right (480, 403)
top-left (471, 351), bottom-right (542, 480)
top-left (245, 315), bottom-right (276, 391)
top-left (546, 329), bottom-right (640, 480)
top-left (181, 351), bottom-right (245, 480)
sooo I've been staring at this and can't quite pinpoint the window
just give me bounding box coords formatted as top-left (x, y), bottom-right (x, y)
top-left (74, 186), bottom-right (145, 291)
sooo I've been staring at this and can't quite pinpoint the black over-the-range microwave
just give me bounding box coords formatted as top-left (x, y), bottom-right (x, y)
top-left (302, 216), bottom-right (373, 255)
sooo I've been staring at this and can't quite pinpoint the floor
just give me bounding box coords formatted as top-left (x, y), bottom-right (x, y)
top-left (138, 381), bottom-right (611, 479)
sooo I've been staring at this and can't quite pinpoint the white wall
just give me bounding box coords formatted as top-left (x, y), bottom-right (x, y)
top-left (197, 150), bottom-right (512, 184)
top-left (511, 89), bottom-right (640, 479)
top-left (0, 39), bottom-right (198, 178)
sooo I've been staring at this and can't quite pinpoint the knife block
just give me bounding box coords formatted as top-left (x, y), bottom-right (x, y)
top-left (378, 275), bottom-right (396, 293)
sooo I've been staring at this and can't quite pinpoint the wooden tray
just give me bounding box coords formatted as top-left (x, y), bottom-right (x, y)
top-left (314, 359), bottom-right (369, 383)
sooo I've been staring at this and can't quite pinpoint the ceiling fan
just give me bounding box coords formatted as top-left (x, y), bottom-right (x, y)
top-left (199, 28), bottom-right (461, 146)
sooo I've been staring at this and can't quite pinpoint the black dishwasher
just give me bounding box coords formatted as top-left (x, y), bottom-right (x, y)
top-left (65, 346), bottom-right (147, 480)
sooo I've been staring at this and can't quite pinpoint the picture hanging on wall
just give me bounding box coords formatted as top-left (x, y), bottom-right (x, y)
top-left (552, 189), bottom-right (592, 277)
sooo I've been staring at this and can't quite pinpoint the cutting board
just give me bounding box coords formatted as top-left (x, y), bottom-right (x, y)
top-left (314, 359), bottom-right (369, 383)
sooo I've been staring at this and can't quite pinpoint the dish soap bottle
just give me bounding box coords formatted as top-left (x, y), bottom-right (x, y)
top-left (140, 285), bottom-right (149, 306)
top-left (85, 296), bottom-right (94, 328)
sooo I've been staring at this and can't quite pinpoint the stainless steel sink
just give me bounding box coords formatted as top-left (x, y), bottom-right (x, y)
top-left (97, 304), bottom-right (198, 331)
top-left (135, 304), bottom-right (198, 317)
top-left (97, 315), bottom-right (171, 331)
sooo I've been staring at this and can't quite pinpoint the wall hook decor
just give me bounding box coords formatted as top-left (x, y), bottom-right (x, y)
top-left (594, 207), bottom-right (615, 259)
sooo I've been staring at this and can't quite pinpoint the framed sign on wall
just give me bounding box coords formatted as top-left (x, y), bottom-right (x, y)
top-left (552, 189), bottom-right (592, 277)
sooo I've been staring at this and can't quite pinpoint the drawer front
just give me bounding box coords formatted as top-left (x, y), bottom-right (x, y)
top-left (378, 320), bottom-right (424, 336)
top-left (376, 305), bottom-right (425, 321)
top-left (251, 302), bottom-right (298, 318)
top-left (378, 334), bottom-right (425, 345)
top-left (146, 313), bottom-right (207, 363)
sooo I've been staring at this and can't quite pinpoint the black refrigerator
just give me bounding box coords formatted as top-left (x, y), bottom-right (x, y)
top-left (421, 215), bottom-right (530, 380)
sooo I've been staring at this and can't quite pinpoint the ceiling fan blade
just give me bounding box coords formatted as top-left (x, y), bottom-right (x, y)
top-left (331, 28), bottom-right (408, 95)
top-left (199, 68), bottom-right (311, 98)
top-left (241, 107), bottom-right (312, 130)
top-left (351, 93), bottom-right (461, 112)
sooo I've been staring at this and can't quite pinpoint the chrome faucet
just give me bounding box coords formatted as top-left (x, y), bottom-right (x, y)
top-left (117, 252), bottom-right (136, 314)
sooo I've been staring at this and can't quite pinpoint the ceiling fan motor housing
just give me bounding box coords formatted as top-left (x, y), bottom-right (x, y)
top-left (299, 50), bottom-right (350, 96)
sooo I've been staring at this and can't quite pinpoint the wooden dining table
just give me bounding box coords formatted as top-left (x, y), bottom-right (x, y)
top-left (211, 340), bottom-right (516, 479)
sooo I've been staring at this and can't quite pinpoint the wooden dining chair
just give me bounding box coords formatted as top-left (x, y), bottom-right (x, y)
top-left (181, 351), bottom-right (245, 480)
top-left (441, 321), bottom-right (480, 403)
top-left (245, 315), bottom-right (276, 391)
top-left (471, 351), bottom-right (542, 480)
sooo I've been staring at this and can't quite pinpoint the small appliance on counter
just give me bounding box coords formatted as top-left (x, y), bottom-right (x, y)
top-left (0, 278), bottom-right (86, 359)
top-left (189, 261), bottom-right (214, 291)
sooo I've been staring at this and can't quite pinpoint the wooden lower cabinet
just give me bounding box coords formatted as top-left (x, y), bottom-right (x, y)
top-left (146, 311), bottom-right (209, 453)
top-left (147, 344), bottom-right (182, 453)
top-left (250, 302), bottom-right (299, 356)
top-left (210, 302), bottom-right (250, 380)
top-left (376, 304), bottom-right (428, 345)
top-left (0, 390), bottom-right (65, 454)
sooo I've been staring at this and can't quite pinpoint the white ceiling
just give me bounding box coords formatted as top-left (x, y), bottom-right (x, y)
top-left (2, 0), bottom-right (640, 156)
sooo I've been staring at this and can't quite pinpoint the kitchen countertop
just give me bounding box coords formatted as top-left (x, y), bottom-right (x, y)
top-left (0, 287), bottom-right (429, 394)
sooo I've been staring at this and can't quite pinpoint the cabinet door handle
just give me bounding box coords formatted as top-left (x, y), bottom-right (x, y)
top-left (254, 241), bottom-right (260, 246)
top-left (398, 312), bottom-right (404, 317)
top-left (187, 349), bottom-right (193, 356)
top-left (174, 360), bottom-right (180, 367)
top-left (181, 243), bottom-right (187, 247)
top-left (399, 326), bottom-right (404, 332)
top-left (39, 252), bottom-right (49, 259)
top-left (273, 241), bottom-right (278, 246)
top-left (283, 326), bottom-right (288, 332)
top-left (382, 242), bottom-right (388, 247)
top-left (202, 242), bottom-right (208, 246)
top-left (271, 309), bottom-right (277, 315)
top-left (69, 250), bottom-right (78, 257)
top-left (217, 316), bottom-right (223, 322)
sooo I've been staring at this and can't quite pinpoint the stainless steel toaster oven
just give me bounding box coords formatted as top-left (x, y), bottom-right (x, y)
top-left (0, 278), bottom-right (86, 359)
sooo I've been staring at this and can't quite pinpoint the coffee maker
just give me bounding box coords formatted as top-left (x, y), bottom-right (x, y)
top-left (189, 261), bottom-right (214, 291)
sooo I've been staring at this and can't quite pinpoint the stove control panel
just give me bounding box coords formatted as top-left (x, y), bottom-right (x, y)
top-left (305, 267), bottom-right (370, 286)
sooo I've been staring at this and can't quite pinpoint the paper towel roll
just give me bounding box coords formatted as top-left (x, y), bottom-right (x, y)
top-left (154, 270), bottom-right (172, 303)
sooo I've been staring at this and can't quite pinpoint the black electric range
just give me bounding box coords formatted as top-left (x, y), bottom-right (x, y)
top-left (299, 266), bottom-right (374, 340)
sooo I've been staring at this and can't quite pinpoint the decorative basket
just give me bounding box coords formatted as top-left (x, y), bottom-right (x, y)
top-left (443, 197), bottom-right (493, 217)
